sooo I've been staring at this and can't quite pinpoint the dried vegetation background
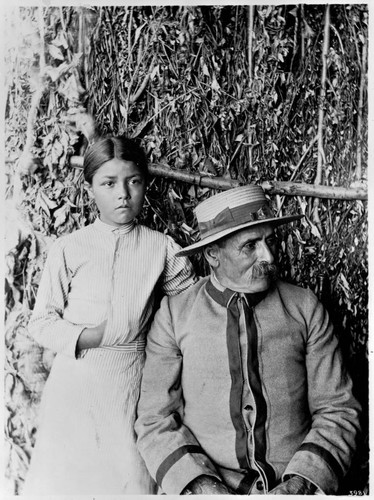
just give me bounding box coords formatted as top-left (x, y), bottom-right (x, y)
top-left (4, 4), bottom-right (368, 495)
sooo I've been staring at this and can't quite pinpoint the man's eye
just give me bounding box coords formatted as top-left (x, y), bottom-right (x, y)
top-left (245, 242), bottom-right (256, 250)
top-left (129, 178), bottom-right (142, 185)
top-left (267, 238), bottom-right (276, 246)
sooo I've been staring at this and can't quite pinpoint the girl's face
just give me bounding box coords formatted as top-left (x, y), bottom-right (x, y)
top-left (90, 158), bottom-right (146, 227)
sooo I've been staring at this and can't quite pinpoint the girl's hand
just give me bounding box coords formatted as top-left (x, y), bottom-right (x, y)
top-left (77, 320), bottom-right (107, 353)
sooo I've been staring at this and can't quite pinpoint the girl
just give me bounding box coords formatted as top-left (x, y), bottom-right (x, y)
top-left (23, 136), bottom-right (197, 495)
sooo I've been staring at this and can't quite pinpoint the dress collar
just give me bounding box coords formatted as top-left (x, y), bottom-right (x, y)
top-left (93, 217), bottom-right (135, 235)
top-left (206, 275), bottom-right (268, 308)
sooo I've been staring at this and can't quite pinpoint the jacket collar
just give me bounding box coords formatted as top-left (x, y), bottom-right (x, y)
top-left (206, 276), bottom-right (268, 308)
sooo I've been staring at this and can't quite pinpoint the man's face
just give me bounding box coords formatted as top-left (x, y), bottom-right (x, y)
top-left (210, 223), bottom-right (278, 293)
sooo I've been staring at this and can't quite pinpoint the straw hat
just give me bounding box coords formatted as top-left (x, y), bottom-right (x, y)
top-left (176, 185), bottom-right (303, 257)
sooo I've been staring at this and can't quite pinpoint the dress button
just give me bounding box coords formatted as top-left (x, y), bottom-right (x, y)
top-left (244, 404), bottom-right (253, 411)
top-left (256, 481), bottom-right (264, 491)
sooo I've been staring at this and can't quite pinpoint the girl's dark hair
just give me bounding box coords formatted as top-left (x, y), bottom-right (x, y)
top-left (83, 136), bottom-right (148, 184)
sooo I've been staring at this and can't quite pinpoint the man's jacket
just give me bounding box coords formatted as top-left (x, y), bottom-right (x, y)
top-left (135, 277), bottom-right (361, 495)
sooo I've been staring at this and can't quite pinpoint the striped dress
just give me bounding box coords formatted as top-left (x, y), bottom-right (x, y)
top-left (23, 218), bottom-right (196, 495)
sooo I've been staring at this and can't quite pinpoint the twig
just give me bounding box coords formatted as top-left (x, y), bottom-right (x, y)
top-left (59, 7), bottom-right (72, 63)
top-left (278, 135), bottom-right (318, 212)
top-left (335, 201), bottom-right (354, 234)
top-left (290, 136), bottom-right (318, 183)
top-left (129, 57), bottom-right (156, 104)
top-left (38, 6), bottom-right (45, 72)
top-left (127, 6), bottom-right (133, 71)
top-left (301, 4), bottom-right (305, 60)
top-left (78, 7), bottom-right (89, 91)
top-left (144, 195), bottom-right (169, 228)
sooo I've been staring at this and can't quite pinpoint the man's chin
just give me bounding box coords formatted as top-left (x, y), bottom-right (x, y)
top-left (234, 279), bottom-right (272, 294)
top-left (249, 276), bottom-right (274, 292)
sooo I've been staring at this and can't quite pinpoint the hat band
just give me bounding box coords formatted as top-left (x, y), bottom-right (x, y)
top-left (199, 202), bottom-right (274, 239)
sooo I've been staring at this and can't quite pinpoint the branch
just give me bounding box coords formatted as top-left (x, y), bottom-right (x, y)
top-left (278, 135), bottom-right (318, 212)
top-left (247, 5), bottom-right (254, 81)
top-left (316, 4), bottom-right (330, 186)
top-left (17, 6), bottom-right (48, 177)
top-left (289, 135), bottom-right (318, 183)
top-left (313, 4), bottom-right (330, 226)
top-left (129, 57), bottom-right (156, 104)
top-left (69, 156), bottom-right (367, 200)
top-left (247, 5), bottom-right (255, 171)
top-left (260, 180), bottom-right (366, 201)
top-left (356, 38), bottom-right (367, 181)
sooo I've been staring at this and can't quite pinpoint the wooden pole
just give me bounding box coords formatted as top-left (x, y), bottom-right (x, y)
top-left (69, 156), bottom-right (367, 200)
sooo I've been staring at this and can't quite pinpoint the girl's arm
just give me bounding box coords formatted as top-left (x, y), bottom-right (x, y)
top-left (77, 320), bottom-right (106, 353)
top-left (161, 236), bottom-right (198, 296)
top-left (28, 239), bottom-right (103, 358)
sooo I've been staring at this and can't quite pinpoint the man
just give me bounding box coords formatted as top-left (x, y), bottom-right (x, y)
top-left (135, 185), bottom-right (360, 495)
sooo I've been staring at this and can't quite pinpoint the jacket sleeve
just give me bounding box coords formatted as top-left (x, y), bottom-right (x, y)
top-left (283, 289), bottom-right (361, 494)
top-left (160, 236), bottom-right (198, 296)
top-left (28, 239), bottom-right (85, 358)
top-left (135, 296), bottom-right (220, 494)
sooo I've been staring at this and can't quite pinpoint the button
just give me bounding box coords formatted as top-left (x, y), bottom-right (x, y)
top-left (244, 404), bottom-right (253, 411)
top-left (256, 481), bottom-right (264, 491)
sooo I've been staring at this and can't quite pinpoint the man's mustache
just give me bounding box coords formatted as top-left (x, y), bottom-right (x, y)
top-left (252, 261), bottom-right (278, 280)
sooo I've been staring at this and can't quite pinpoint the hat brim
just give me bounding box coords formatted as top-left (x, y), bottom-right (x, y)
top-left (176, 214), bottom-right (304, 257)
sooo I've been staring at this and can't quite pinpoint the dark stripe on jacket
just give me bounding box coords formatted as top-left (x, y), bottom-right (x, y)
top-left (244, 302), bottom-right (276, 488)
top-left (155, 444), bottom-right (204, 486)
top-left (298, 442), bottom-right (344, 481)
top-left (226, 297), bottom-right (250, 469)
top-left (237, 468), bottom-right (260, 494)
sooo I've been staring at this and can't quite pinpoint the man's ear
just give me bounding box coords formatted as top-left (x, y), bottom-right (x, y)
top-left (203, 244), bottom-right (220, 269)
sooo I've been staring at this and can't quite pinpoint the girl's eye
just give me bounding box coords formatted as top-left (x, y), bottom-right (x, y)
top-left (104, 181), bottom-right (114, 187)
top-left (129, 178), bottom-right (142, 185)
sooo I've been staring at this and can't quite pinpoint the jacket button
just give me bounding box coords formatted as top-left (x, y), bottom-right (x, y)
top-left (256, 481), bottom-right (264, 491)
top-left (244, 404), bottom-right (253, 411)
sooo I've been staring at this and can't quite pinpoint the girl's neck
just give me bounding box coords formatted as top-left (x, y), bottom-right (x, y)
top-left (97, 217), bottom-right (136, 234)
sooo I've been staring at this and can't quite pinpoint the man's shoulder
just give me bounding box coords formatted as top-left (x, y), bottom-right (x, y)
top-left (169, 276), bottom-right (208, 301)
top-left (268, 280), bottom-right (319, 311)
top-left (275, 280), bottom-right (314, 297)
top-left (162, 276), bottom-right (208, 312)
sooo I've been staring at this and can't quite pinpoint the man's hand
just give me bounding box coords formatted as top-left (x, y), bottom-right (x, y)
top-left (269, 475), bottom-right (316, 495)
top-left (181, 475), bottom-right (233, 495)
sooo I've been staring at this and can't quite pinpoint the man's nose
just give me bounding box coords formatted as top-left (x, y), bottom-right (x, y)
top-left (258, 241), bottom-right (274, 264)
